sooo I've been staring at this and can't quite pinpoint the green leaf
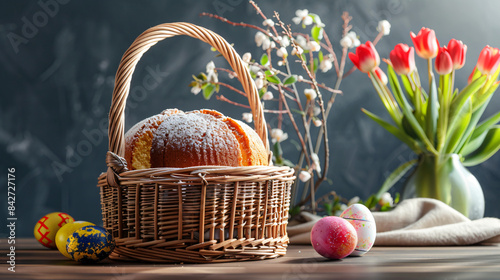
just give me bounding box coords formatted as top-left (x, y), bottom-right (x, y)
top-left (260, 53), bottom-right (269, 66)
top-left (259, 87), bottom-right (267, 99)
top-left (364, 195), bottom-right (377, 210)
top-left (387, 65), bottom-right (436, 153)
top-left (291, 108), bottom-right (306, 116)
top-left (401, 74), bottom-right (415, 101)
top-left (362, 108), bottom-right (421, 152)
top-left (313, 58), bottom-right (319, 73)
top-left (463, 126), bottom-right (500, 166)
top-left (449, 75), bottom-right (487, 119)
top-left (444, 99), bottom-right (472, 154)
top-left (311, 26), bottom-right (323, 41)
top-left (375, 159), bottom-right (418, 199)
top-left (456, 100), bottom-right (491, 155)
top-left (473, 110), bottom-right (500, 141)
top-left (188, 81), bottom-right (198, 87)
top-left (283, 75), bottom-right (298, 85)
top-left (265, 74), bottom-right (281, 85)
top-left (461, 130), bottom-right (488, 157)
top-left (473, 81), bottom-right (500, 112)
top-left (371, 67), bottom-right (402, 126)
top-left (202, 84), bottom-right (215, 100)
top-left (318, 51), bottom-right (324, 63)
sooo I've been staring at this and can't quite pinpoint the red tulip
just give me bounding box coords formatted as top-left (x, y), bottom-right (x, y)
top-left (468, 66), bottom-right (477, 84)
top-left (435, 47), bottom-right (453, 75)
top-left (348, 41), bottom-right (380, 73)
top-left (476, 45), bottom-right (500, 75)
top-left (389, 44), bottom-right (416, 75)
top-left (371, 66), bottom-right (388, 85)
top-left (410, 27), bottom-right (439, 59)
top-left (447, 39), bottom-right (467, 70)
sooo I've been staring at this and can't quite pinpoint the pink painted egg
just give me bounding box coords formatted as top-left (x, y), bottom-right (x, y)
top-left (310, 216), bottom-right (357, 259)
top-left (340, 204), bottom-right (377, 256)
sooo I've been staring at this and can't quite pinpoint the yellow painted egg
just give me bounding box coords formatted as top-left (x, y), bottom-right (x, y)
top-left (66, 225), bottom-right (115, 263)
top-left (33, 212), bottom-right (74, 249)
top-left (55, 221), bottom-right (95, 259)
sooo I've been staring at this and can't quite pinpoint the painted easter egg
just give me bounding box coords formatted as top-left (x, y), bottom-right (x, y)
top-left (310, 216), bottom-right (358, 259)
top-left (340, 203), bottom-right (377, 256)
top-left (56, 221), bottom-right (95, 259)
top-left (66, 225), bottom-right (115, 263)
top-left (34, 212), bottom-right (74, 249)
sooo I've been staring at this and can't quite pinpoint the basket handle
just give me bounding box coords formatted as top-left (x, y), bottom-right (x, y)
top-left (108, 22), bottom-right (269, 158)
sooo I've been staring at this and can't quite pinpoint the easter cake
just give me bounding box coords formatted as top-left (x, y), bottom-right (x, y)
top-left (124, 109), bottom-right (268, 169)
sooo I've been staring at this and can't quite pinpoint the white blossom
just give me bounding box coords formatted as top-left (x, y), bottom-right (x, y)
top-left (206, 61), bottom-right (218, 83)
top-left (262, 38), bottom-right (276, 51)
top-left (377, 20), bottom-right (391, 36)
top-left (255, 77), bottom-right (264, 89)
top-left (307, 41), bottom-right (321, 52)
top-left (348, 196), bottom-right (360, 206)
top-left (379, 192), bottom-right (394, 206)
top-left (304, 88), bottom-right (317, 100)
top-left (242, 52), bottom-right (252, 64)
top-left (297, 75), bottom-right (304, 82)
top-left (347, 31), bottom-right (360, 47)
top-left (292, 9), bottom-right (313, 26)
top-left (271, 128), bottom-right (288, 143)
top-left (263, 19), bottom-right (275, 27)
top-left (191, 84), bottom-right (202, 95)
top-left (313, 119), bottom-right (322, 127)
top-left (277, 61), bottom-right (284, 66)
top-left (311, 153), bottom-right (321, 173)
top-left (298, 170), bottom-right (312, 182)
top-left (340, 36), bottom-right (353, 49)
top-left (291, 46), bottom-right (303, 56)
top-left (242, 112), bottom-right (253, 123)
top-left (319, 59), bottom-right (333, 73)
top-left (276, 47), bottom-right (288, 58)
top-left (340, 31), bottom-right (360, 49)
top-left (249, 65), bottom-right (261, 74)
top-left (295, 35), bottom-right (308, 49)
top-left (279, 36), bottom-right (290, 47)
top-left (262, 91), bottom-right (274, 100)
top-left (313, 107), bottom-right (321, 116)
top-left (255, 31), bottom-right (267, 47)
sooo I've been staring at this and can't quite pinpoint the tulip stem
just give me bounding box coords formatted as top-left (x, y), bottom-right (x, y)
top-left (427, 58), bottom-right (434, 91)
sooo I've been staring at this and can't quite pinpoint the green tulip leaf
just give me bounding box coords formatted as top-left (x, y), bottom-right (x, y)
top-left (463, 126), bottom-right (500, 166)
top-left (362, 108), bottom-right (420, 152)
top-left (371, 66), bottom-right (403, 126)
top-left (401, 74), bottom-right (415, 101)
top-left (375, 159), bottom-right (418, 199)
top-left (456, 100), bottom-right (491, 155)
top-left (472, 110), bottom-right (500, 140)
top-left (450, 75), bottom-right (487, 118)
top-left (444, 99), bottom-right (472, 154)
top-left (387, 65), bottom-right (436, 153)
top-left (473, 81), bottom-right (500, 112)
top-left (461, 130), bottom-right (488, 157)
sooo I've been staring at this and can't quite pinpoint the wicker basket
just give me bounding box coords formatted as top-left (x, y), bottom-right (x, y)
top-left (97, 22), bottom-right (295, 263)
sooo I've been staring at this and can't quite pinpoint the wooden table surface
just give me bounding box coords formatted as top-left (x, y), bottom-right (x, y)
top-left (2, 238), bottom-right (500, 280)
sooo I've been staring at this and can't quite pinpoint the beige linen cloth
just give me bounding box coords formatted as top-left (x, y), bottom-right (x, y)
top-left (288, 198), bottom-right (500, 246)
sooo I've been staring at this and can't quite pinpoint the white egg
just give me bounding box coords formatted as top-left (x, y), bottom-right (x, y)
top-left (340, 203), bottom-right (376, 256)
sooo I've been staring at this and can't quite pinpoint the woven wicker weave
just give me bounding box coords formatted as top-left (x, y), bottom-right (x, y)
top-left (98, 22), bottom-right (295, 263)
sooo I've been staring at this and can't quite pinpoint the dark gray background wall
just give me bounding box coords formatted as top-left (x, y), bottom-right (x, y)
top-left (1, 0), bottom-right (500, 237)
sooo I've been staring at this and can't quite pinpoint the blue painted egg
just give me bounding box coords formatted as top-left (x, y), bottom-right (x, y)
top-left (66, 225), bottom-right (115, 263)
